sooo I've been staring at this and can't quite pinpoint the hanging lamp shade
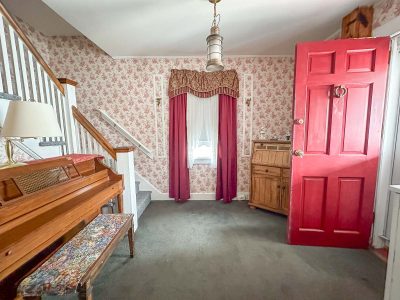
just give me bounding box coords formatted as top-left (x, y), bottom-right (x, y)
top-left (206, 25), bottom-right (224, 72)
top-left (206, 0), bottom-right (224, 72)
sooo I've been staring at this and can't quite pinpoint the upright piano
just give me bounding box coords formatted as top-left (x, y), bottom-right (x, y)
top-left (0, 156), bottom-right (124, 299)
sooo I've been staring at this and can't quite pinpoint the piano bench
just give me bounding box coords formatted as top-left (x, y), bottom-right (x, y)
top-left (17, 213), bottom-right (134, 300)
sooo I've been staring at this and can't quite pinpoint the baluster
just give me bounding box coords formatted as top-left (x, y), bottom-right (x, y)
top-left (47, 78), bottom-right (57, 143)
top-left (93, 139), bottom-right (99, 155)
top-left (80, 126), bottom-right (87, 154)
top-left (86, 134), bottom-right (93, 154)
top-left (36, 61), bottom-right (45, 103)
top-left (0, 16), bottom-right (13, 94)
top-left (18, 40), bottom-right (29, 100)
top-left (55, 90), bottom-right (67, 153)
top-left (9, 25), bottom-right (22, 97)
top-left (27, 52), bottom-right (38, 100)
top-left (86, 130), bottom-right (93, 154)
top-left (74, 119), bottom-right (82, 153)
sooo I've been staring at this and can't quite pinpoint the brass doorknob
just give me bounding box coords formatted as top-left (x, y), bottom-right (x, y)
top-left (293, 149), bottom-right (304, 157)
top-left (294, 118), bottom-right (304, 125)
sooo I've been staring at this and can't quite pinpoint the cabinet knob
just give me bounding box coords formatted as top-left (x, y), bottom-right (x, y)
top-left (5, 250), bottom-right (12, 256)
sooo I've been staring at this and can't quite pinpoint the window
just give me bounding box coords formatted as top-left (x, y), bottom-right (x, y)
top-left (187, 93), bottom-right (218, 167)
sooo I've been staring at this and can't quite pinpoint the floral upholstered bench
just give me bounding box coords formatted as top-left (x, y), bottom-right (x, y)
top-left (18, 214), bottom-right (134, 300)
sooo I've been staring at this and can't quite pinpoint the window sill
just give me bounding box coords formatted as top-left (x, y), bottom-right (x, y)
top-left (193, 158), bottom-right (211, 165)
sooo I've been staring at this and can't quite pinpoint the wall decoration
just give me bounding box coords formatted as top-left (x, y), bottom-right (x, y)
top-left (241, 73), bottom-right (253, 157)
top-left (153, 74), bottom-right (166, 158)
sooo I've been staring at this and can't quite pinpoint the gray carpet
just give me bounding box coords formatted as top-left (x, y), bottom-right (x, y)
top-left (91, 201), bottom-right (385, 300)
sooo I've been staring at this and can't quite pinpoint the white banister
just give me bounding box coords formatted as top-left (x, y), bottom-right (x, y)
top-left (59, 79), bottom-right (79, 154)
top-left (96, 108), bottom-right (153, 159)
top-left (116, 149), bottom-right (138, 231)
top-left (0, 9), bottom-right (70, 157)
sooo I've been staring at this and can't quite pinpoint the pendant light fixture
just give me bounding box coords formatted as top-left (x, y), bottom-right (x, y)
top-left (206, 0), bottom-right (224, 72)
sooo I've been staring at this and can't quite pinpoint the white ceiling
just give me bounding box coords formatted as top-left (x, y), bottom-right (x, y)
top-left (7, 0), bottom-right (378, 57)
top-left (2, 0), bottom-right (81, 36)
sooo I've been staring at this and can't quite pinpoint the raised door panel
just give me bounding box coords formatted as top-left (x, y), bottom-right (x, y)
top-left (251, 175), bottom-right (280, 210)
top-left (300, 177), bottom-right (327, 232)
top-left (305, 85), bottom-right (332, 154)
top-left (340, 84), bottom-right (372, 155)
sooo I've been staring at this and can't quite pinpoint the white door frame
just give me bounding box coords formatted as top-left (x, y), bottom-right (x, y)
top-left (372, 17), bottom-right (400, 249)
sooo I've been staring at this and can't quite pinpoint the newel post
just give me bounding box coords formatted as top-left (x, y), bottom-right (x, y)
top-left (115, 147), bottom-right (138, 231)
top-left (58, 78), bottom-right (79, 154)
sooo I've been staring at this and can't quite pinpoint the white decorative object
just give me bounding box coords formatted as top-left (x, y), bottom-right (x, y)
top-left (259, 127), bottom-right (266, 139)
top-left (187, 93), bottom-right (218, 168)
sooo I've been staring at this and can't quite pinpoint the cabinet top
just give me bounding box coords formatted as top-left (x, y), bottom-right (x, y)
top-left (253, 139), bottom-right (291, 144)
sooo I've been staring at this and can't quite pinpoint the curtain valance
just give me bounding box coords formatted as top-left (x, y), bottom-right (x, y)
top-left (168, 69), bottom-right (239, 99)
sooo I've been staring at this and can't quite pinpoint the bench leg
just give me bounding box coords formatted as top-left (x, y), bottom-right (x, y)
top-left (128, 226), bottom-right (134, 258)
top-left (78, 281), bottom-right (93, 300)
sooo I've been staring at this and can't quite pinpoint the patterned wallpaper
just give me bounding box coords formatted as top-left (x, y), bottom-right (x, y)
top-left (373, 0), bottom-right (400, 28)
top-left (5, 0), bottom-right (399, 194)
top-left (46, 35), bottom-right (294, 193)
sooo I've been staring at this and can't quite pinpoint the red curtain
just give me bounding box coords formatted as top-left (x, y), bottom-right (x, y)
top-left (216, 94), bottom-right (237, 203)
top-left (169, 94), bottom-right (190, 201)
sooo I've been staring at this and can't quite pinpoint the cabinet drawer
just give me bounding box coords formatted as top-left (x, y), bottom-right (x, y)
top-left (252, 165), bottom-right (280, 176)
top-left (282, 168), bottom-right (290, 178)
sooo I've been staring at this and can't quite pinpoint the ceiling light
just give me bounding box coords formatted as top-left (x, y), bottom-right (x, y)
top-left (206, 0), bottom-right (224, 72)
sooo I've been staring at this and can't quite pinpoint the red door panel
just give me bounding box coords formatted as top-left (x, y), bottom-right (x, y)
top-left (305, 86), bottom-right (332, 154)
top-left (289, 37), bottom-right (390, 248)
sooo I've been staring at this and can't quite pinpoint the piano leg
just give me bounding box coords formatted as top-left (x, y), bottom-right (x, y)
top-left (117, 194), bottom-right (123, 213)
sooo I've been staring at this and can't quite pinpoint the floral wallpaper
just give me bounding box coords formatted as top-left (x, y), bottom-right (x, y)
top-left (7, 0), bottom-right (399, 194)
top-left (373, 0), bottom-right (400, 29)
top-left (46, 35), bottom-right (294, 193)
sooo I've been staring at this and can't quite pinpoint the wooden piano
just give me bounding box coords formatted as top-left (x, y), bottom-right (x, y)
top-left (0, 155), bottom-right (124, 299)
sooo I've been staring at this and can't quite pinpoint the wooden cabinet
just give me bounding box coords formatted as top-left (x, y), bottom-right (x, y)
top-left (249, 140), bottom-right (291, 215)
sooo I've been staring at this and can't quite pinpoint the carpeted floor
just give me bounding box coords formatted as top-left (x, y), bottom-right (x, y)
top-left (89, 201), bottom-right (386, 300)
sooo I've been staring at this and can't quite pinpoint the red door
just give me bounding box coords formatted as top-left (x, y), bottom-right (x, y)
top-left (288, 37), bottom-right (390, 248)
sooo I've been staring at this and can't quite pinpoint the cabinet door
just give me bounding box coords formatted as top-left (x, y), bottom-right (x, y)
top-left (281, 178), bottom-right (290, 215)
top-left (251, 175), bottom-right (280, 209)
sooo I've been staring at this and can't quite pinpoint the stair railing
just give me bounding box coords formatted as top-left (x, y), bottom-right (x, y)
top-left (96, 109), bottom-right (153, 159)
top-left (72, 105), bottom-right (139, 229)
top-left (0, 2), bottom-right (72, 155)
top-left (0, 2), bottom-right (139, 229)
top-left (72, 106), bottom-right (130, 170)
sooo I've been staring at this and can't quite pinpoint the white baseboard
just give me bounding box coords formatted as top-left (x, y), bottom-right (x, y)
top-left (135, 172), bottom-right (248, 201)
top-left (151, 192), bottom-right (249, 201)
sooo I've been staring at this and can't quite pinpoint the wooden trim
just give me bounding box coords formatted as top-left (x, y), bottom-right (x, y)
top-left (58, 78), bottom-right (78, 86)
top-left (0, 2), bottom-right (65, 95)
top-left (72, 106), bottom-right (117, 160)
top-left (114, 146), bottom-right (135, 153)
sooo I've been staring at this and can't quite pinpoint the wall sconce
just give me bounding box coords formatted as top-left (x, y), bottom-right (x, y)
top-left (156, 98), bottom-right (162, 107)
top-left (246, 98), bottom-right (251, 107)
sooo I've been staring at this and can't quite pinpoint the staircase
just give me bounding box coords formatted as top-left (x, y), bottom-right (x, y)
top-left (0, 3), bottom-right (151, 229)
top-left (136, 181), bottom-right (151, 219)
